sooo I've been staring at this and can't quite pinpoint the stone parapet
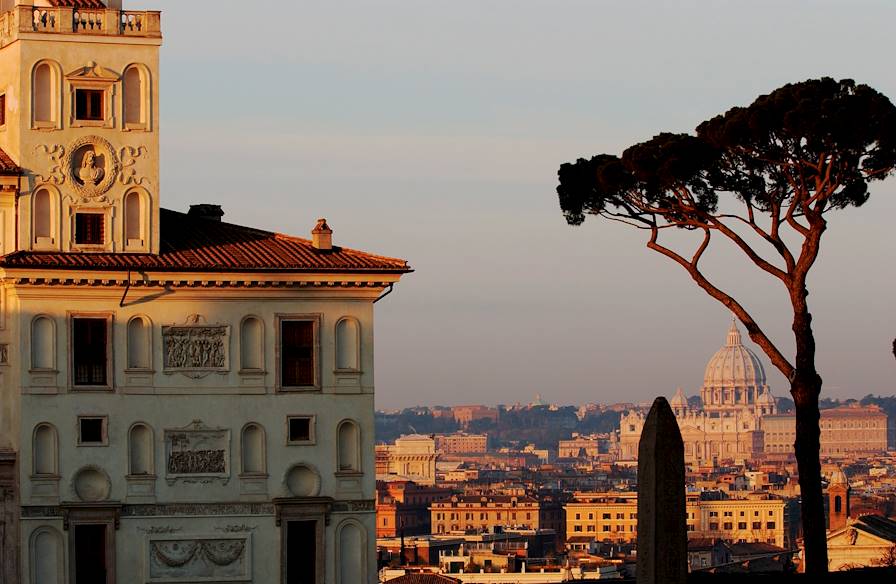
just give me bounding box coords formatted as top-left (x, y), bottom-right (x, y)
top-left (0, 6), bottom-right (160, 45)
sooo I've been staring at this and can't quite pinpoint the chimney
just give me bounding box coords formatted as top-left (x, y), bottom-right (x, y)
top-left (188, 204), bottom-right (224, 222)
top-left (312, 218), bottom-right (332, 250)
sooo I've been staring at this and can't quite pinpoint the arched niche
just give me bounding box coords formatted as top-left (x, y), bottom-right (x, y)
top-left (31, 187), bottom-right (60, 249)
top-left (241, 423), bottom-right (266, 474)
top-left (30, 526), bottom-right (64, 584)
top-left (337, 520), bottom-right (366, 584)
top-left (30, 315), bottom-right (56, 371)
top-left (239, 316), bottom-right (264, 371)
top-left (32, 423), bottom-right (58, 476)
top-left (123, 188), bottom-right (152, 251)
top-left (337, 420), bottom-right (360, 473)
top-left (128, 423), bottom-right (154, 475)
top-left (123, 63), bottom-right (151, 130)
top-left (127, 315), bottom-right (152, 370)
top-left (335, 317), bottom-right (360, 371)
top-left (32, 60), bottom-right (61, 127)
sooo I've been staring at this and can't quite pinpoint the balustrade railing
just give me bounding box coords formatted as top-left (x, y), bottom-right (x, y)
top-left (73, 9), bottom-right (104, 33)
top-left (0, 6), bottom-right (160, 44)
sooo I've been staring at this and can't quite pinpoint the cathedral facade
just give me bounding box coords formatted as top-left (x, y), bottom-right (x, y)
top-left (0, 2), bottom-right (409, 583)
top-left (619, 322), bottom-right (777, 465)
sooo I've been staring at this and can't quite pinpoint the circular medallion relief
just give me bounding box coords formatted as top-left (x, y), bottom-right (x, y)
top-left (285, 464), bottom-right (320, 497)
top-left (63, 136), bottom-right (120, 200)
top-left (73, 466), bottom-right (111, 502)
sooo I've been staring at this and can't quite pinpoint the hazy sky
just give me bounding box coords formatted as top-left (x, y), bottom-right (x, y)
top-left (144, 1), bottom-right (895, 408)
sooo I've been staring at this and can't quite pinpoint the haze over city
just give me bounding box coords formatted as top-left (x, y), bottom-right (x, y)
top-left (150, 0), bottom-right (895, 408)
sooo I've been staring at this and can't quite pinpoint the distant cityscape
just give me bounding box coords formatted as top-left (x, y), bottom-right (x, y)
top-left (374, 323), bottom-right (896, 579)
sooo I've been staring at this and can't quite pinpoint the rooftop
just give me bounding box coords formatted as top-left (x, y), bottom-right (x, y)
top-left (0, 208), bottom-right (411, 274)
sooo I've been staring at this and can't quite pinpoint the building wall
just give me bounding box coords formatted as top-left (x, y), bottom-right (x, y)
top-left (435, 433), bottom-right (487, 454)
top-left (431, 496), bottom-right (540, 534)
top-left (762, 407), bottom-right (889, 457)
top-left (565, 494), bottom-right (790, 548)
top-left (11, 281), bottom-right (383, 583)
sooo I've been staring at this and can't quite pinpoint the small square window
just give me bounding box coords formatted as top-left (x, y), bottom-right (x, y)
top-left (287, 416), bottom-right (313, 443)
top-left (75, 213), bottom-right (104, 245)
top-left (78, 417), bottom-right (106, 445)
top-left (75, 88), bottom-right (104, 121)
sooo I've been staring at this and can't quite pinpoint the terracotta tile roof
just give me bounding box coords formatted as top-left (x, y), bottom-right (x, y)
top-left (0, 148), bottom-right (21, 176)
top-left (386, 575), bottom-right (461, 584)
top-left (0, 208), bottom-right (411, 274)
top-left (49, 0), bottom-right (107, 7)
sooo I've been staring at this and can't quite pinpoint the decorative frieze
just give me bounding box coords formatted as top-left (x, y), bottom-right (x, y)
top-left (148, 535), bottom-right (251, 583)
top-left (164, 420), bottom-right (230, 484)
top-left (162, 316), bottom-right (230, 377)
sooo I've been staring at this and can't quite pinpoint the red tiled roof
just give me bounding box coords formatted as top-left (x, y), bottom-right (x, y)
top-left (49, 0), bottom-right (107, 8)
top-left (0, 208), bottom-right (411, 274)
top-left (386, 575), bottom-right (461, 584)
top-left (0, 148), bottom-right (21, 176)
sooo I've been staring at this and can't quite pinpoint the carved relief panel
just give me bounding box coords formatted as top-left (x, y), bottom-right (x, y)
top-left (147, 534), bottom-right (251, 583)
top-left (162, 316), bottom-right (230, 378)
top-left (164, 421), bottom-right (230, 485)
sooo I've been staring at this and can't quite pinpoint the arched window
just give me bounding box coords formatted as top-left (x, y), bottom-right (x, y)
top-left (240, 316), bottom-right (264, 371)
top-left (125, 191), bottom-right (142, 243)
top-left (30, 527), bottom-right (64, 584)
top-left (129, 423), bottom-right (154, 475)
top-left (33, 423), bottom-right (58, 475)
top-left (31, 316), bottom-right (55, 370)
top-left (337, 420), bottom-right (360, 473)
top-left (335, 317), bottom-right (359, 371)
top-left (123, 65), bottom-right (145, 127)
top-left (241, 423), bottom-right (266, 474)
top-left (33, 188), bottom-right (52, 242)
top-left (127, 316), bottom-right (151, 369)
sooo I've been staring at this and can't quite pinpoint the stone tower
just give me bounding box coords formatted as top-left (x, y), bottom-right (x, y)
top-left (0, 0), bottom-right (161, 258)
top-left (828, 467), bottom-right (850, 531)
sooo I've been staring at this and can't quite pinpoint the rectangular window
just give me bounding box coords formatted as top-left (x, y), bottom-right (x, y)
top-left (0, 94), bottom-right (5, 126)
top-left (75, 213), bottom-right (104, 245)
top-left (75, 88), bottom-right (104, 121)
top-left (723, 522), bottom-right (733, 530)
top-left (78, 417), bottom-right (106, 445)
top-left (281, 320), bottom-right (315, 387)
top-left (738, 522), bottom-right (747, 530)
top-left (287, 416), bottom-right (313, 443)
top-left (602, 525), bottom-right (610, 532)
top-left (72, 317), bottom-right (108, 386)
top-left (753, 522), bottom-right (762, 529)
top-left (766, 521), bottom-right (776, 529)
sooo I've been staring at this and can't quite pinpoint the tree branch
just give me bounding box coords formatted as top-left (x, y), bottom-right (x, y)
top-left (647, 227), bottom-right (796, 379)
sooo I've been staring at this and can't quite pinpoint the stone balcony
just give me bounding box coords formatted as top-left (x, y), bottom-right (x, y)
top-left (0, 5), bottom-right (160, 46)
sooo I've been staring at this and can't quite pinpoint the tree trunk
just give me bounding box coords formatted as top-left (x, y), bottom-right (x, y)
top-left (792, 375), bottom-right (828, 573)
top-left (790, 299), bottom-right (828, 574)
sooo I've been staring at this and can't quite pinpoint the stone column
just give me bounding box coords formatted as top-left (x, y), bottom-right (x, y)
top-left (637, 397), bottom-right (686, 584)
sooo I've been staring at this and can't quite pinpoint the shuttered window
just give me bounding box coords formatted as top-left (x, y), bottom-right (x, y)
top-left (73, 317), bottom-right (108, 386)
top-left (75, 213), bottom-right (104, 245)
top-left (281, 320), bottom-right (314, 387)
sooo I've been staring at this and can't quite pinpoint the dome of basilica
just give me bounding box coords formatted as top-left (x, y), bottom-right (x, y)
top-left (703, 321), bottom-right (767, 389)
